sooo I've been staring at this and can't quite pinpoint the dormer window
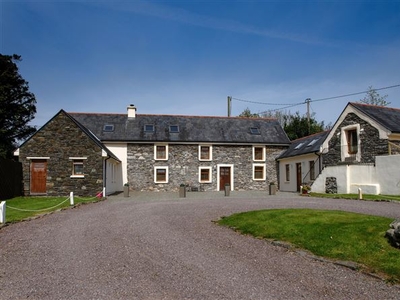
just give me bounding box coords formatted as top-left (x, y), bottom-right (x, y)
top-left (103, 124), bottom-right (114, 132)
top-left (169, 125), bottom-right (179, 133)
top-left (144, 124), bottom-right (154, 132)
top-left (250, 127), bottom-right (260, 135)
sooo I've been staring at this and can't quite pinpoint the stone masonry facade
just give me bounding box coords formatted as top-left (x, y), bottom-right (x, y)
top-left (323, 113), bottom-right (389, 167)
top-left (127, 143), bottom-right (286, 192)
top-left (19, 113), bottom-right (104, 197)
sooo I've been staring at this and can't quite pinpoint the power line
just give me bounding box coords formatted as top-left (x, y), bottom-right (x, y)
top-left (231, 97), bottom-right (299, 106)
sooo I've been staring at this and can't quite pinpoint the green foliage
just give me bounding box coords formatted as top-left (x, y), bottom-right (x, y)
top-left (238, 107), bottom-right (260, 118)
top-left (359, 86), bottom-right (390, 106)
top-left (283, 111), bottom-right (325, 140)
top-left (219, 209), bottom-right (400, 282)
top-left (0, 54), bottom-right (37, 158)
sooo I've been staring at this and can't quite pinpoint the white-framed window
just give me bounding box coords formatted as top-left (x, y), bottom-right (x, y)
top-left (154, 166), bottom-right (169, 183)
top-left (198, 145), bottom-right (212, 161)
top-left (199, 166), bottom-right (212, 183)
top-left (253, 163), bottom-right (266, 181)
top-left (252, 146), bottom-right (265, 161)
top-left (154, 144), bottom-right (168, 160)
top-left (69, 157), bottom-right (87, 178)
top-left (341, 124), bottom-right (361, 161)
top-left (285, 164), bottom-right (290, 182)
top-left (309, 161), bottom-right (315, 181)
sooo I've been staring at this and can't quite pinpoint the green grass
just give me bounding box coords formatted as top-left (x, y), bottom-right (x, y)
top-left (218, 209), bottom-right (400, 283)
top-left (2, 196), bottom-right (103, 223)
top-left (310, 193), bottom-right (400, 202)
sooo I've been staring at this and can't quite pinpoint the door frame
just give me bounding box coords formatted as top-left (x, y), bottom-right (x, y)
top-left (217, 164), bottom-right (234, 191)
top-left (296, 162), bottom-right (302, 192)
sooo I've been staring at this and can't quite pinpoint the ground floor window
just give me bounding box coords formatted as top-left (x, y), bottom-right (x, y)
top-left (69, 157), bottom-right (87, 178)
top-left (285, 164), bottom-right (290, 182)
top-left (154, 166), bottom-right (169, 183)
top-left (199, 166), bottom-right (212, 183)
top-left (253, 164), bottom-right (266, 180)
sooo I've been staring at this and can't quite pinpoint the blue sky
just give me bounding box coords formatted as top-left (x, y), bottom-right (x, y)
top-left (2, 0), bottom-right (400, 128)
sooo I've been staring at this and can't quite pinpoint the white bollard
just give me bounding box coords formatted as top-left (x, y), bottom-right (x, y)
top-left (358, 188), bottom-right (363, 200)
top-left (103, 187), bottom-right (106, 198)
top-left (0, 201), bottom-right (6, 223)
top-left (70, 192), bottom-right (74, 205)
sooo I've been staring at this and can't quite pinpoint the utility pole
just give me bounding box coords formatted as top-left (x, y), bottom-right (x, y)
top-left (227, 96), bottom-right (232, 117)
top-left (305, 98), bottom-right (311, 135)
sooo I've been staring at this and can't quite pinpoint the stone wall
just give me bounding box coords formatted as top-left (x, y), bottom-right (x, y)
top-left (323, 113), bottom-right (388, 167)
top-left (127, 143), bottom-right (286, 192)
top-left (19, 112), bottom-right (104, 197)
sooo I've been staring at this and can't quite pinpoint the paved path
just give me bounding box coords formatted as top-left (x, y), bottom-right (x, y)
top-left (1, 191), bottom-right (400, 299)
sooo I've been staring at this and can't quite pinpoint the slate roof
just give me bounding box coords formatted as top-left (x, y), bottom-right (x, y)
top-left (351, 102), bottom-right (400, 134)
top-left (69, 112), bottom-right (291, 145)
top-left (277, 130), bottom-right (329, 159)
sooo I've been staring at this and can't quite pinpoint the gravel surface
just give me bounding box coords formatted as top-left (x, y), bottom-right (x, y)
top-left (1, 191), bottom-right (400, 299)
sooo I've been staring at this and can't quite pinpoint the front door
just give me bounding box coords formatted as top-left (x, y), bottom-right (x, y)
top-left (219, 167), bottom-right (231, 191)
top-left (31, 160), bottom-right (47, 194)
top-left (296, 163), bottom-right (302, 192)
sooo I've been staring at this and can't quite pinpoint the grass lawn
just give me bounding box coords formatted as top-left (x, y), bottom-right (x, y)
top-left (2, 196), bottom-right (103, 223)
top-left (310, 193), bottom-right (400, 202)
top-left (218, 209), bottom-right (400, 283)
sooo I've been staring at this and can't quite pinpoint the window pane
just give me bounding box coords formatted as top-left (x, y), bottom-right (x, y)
top-left (347, 130), bottom-right (358, 154)
top-left (254, 147), bottom-right (263, 160)
top-left (309, 161), bottom-right (315, 180)
top-left (200, 146), bottom-right (210, 160)
top-left (156, 146), bottom-right (166, 159)
top-left (254, 166), bottom-right (264, 179)
top-left (201, 169), bottom-right (210, 181)
top-left (156, 169), bottom-right (166, 182)
top-left (73, 162), bottom-right (83, 175)
top-left (285, 164), bottom-right (290, 181)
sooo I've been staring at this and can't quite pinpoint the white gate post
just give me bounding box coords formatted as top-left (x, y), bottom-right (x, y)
top-left (70, 192), bottom-right (74, 205)
top-left (358, 188), bottom-right (363, 200)
top-left (0, 201), bottom-right (6, 223)
top-left (102, 187), bottom-right (106, 198)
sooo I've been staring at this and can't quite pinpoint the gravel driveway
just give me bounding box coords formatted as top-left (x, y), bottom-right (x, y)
top-left (1, 191), bottom-right (400, 299)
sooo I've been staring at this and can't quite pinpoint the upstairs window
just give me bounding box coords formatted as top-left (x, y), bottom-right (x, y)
top-left (347, 129), bottom-right (358, 154)
top-left (154, 144), bottom-right (168, 160)
top-left (199, 145), bottom-right (212, 161)
top-left (253, 146), bottom-right (265, 161)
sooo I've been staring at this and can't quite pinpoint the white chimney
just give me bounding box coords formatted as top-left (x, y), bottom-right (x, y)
top-left (127, 104), bottom-right (136, 118)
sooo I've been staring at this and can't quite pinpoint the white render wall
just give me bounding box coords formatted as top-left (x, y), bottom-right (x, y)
top-left (105, 143), bottom-right (127, 191)
top-left (278, 153), bottom-right (320, 192)
top-left (312, 155), bottom-right (400, 195)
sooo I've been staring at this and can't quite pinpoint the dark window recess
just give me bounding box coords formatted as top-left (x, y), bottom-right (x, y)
top-left (169, 125), bottom-right (179, 133)
top-left (103, 124), bottom-right (114, 132)
top-left (250, 127), bottom-right (260, 135)
top-left (144, 124), bottom-right (155, 132)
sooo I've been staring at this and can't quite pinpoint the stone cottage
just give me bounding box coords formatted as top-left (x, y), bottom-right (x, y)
top-left (15, 105), bottom-right (290, 196)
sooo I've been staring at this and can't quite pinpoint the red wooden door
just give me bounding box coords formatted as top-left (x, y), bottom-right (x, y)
top-left (219, 167), bottom-right (231, 191)
top-left (31, 160), bottom-right (47, 194)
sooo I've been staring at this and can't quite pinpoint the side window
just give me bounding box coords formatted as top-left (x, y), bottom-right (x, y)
top-left (309, 161), bottom-right (315, 180)
top-left (347, 129), bottom-right (358, 154)
top-left (69, 157), bottom-right (87, 178)
top-left (285, 164), bottom-right (290, 182)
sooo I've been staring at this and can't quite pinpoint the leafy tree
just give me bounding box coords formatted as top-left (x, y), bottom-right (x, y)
top-left (283, 111), bottom-right (325, 140)
top-left (359, 86), bottom-right (390, 106)
top-left (0, 54), bottom-right (37, 158)
top-left (238, 107), bottom-right (260, 118)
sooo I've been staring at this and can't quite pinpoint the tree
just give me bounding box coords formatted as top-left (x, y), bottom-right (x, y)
top-left (238, 107), bottom-right (260, 118)
top-left (359, 86), bottom-right (390, 106)
top-left (283, 111), bottom-right (325, 140)
top-left (0, 54), bottom-right (37, 158)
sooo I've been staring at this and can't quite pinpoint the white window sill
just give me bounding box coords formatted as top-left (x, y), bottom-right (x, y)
top-left (70, 175), bottom-right (85, 178)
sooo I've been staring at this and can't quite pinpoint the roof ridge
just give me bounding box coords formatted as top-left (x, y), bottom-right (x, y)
top-left (351, 102), bottom-right (400, 112)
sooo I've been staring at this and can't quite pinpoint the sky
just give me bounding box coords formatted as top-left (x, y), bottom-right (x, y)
top-left (2, 0), bottom-right (400, 128)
